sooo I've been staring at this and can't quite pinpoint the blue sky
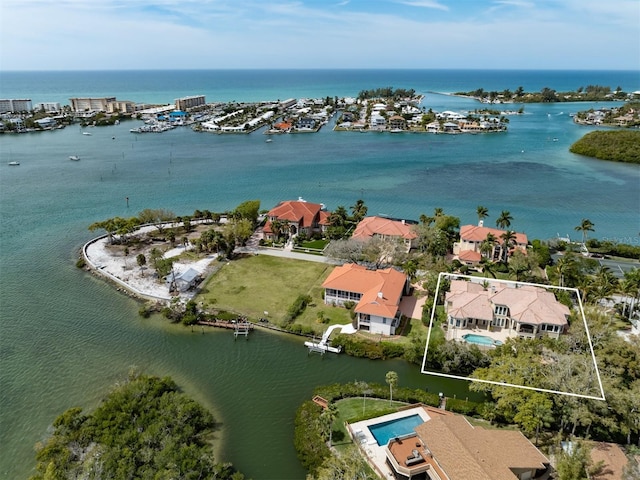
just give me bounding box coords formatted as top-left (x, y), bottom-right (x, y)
top-left (1, 0), bottom-right (639, 70)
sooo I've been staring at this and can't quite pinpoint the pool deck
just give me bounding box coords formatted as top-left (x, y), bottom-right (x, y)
top-left (347, 406), bottom-right (433, 478)
top-left (448, 325), bottom-right (513, 346)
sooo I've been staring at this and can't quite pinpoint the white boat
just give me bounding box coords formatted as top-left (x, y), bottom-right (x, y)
top-left (82, 132), bottom-right (92, 136)
top-left (69, 155), bottom-right (80, 161)
top-left (265, 138), bottom-right (273, 143)
top-left (8, 161), bottom-right (20, 166)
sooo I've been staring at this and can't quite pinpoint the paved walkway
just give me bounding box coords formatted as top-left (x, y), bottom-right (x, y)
top-left (235, 245), bottom-right (341, 264)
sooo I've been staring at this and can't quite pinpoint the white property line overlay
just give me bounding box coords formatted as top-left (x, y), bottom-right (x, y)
top-left (420, 272), bottom-right (606, 401)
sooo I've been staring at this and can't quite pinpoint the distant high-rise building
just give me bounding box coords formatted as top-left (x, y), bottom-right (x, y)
top-left (0, 99), bottom-right (33, 113)
top-left (175, 95), bottom-right (205, 110)
top-left (69, 97), bottom-right (116, 112)
top-left (34, 102), bottom-right (62, 112)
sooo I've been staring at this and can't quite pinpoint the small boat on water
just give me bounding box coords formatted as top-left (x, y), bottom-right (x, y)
top-left (69, 155), bottom-right (80, 161)
top-left (265, 138), bottom-right (273, 143)
top-left (8, 161), bottom-right (20, 166)
top-left (82, 132), bottom-right (92, 136)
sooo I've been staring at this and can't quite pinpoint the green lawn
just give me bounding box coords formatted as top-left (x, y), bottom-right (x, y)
top-left (197, 255), bottom-right (350, 333)
top-left (332, 397), bottom-right (408, 448)
top-left (297, 239), bottom-right (329, 250)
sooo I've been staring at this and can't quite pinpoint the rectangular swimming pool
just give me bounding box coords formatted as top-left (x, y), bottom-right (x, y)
top-left (367, 414), bottom-right (424, 446)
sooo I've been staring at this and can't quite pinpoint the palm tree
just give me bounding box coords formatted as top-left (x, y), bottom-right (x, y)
top-left (554, 255), bottom-right (574, 288)
top-left (419, 213), bottom-right (433, 226)
top-left (320, 403), bottom-right (339, 447)
top-left (480, 233), bottom-right (497, 259)
top-left (476, 205), bottom-right (489, 226)
top-left (480, 258), bottom-right (497, 278)
top-left (385, 371), bottom-right (398, 403)
top-left (621, 268), bottom-right (640, 321)
top-left (350, 199), bottom-right (368, 224)
top-left (329, 205), bottom-right (349, 228)
top-left (496, 210), bottom-right (513, 229)
top-left (500, 230), bottom-right (517, 262)
top-left (574, 218), bottom-right (595, 245)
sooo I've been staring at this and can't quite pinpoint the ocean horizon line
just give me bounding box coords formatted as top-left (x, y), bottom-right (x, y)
top-left (2, 67), bottom-right (639, 73)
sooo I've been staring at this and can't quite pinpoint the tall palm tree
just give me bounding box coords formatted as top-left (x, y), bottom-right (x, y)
top-left (480, 232), bottom-right (497, 259)
top-left (500, 230), bottom-right (517, 262)
top-left (419, 213), bottom-right (433, 226)
top-left (476, 205), bottom-right (489, 226)
top-left (496, 210), bottom-right (513, 229)
top-left (320, 403), bottom-right (339, 447)
top-left (329, 205), bottom-right (349, 228)
top-left (350, 199), bottom-right (368, 224)
top-left (385, 371), bottom-right (398, 403)
top-left (574, 218), bottom-right (595, 245)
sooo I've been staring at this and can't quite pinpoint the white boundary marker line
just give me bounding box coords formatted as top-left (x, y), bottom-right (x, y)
top-left (420, 272), bottom-right (606, 401)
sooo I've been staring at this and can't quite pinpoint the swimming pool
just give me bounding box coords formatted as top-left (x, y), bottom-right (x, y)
top-left (462, 333), bottom-right (503, 346)
top-left (367, 414), bottom-right (424, 446)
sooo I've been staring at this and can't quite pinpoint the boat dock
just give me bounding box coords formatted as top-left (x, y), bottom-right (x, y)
top-left (198, 319), bottom-right (254, 339)
top-left (304, 322), bottom-right (357, 354)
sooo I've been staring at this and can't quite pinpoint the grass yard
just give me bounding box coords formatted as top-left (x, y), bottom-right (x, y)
top-left (332, 397), bottom-right (408, 448)
top-left (197, 255), bottom-right (351, 333)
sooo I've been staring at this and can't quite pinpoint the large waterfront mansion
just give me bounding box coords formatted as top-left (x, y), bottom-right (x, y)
top-left (445, 278), bottom-right (570, 342)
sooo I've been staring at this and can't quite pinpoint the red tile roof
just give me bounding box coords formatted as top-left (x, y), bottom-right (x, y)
top-left (352, 216), bottom-right (417, 241)
top-left (322, 263), bottom-right (406, 318)
top-left (460, 224), bottom-right (528, 245)
top-left (267, 200), bottom-right (326, 229)
top-left (458, 250), bottom-right (482, 262)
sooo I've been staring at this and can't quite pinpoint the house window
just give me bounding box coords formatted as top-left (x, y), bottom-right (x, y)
top-left (382, 318), bottom-right (387, 324)
top-left (495, 305), bottom-right (508, 316)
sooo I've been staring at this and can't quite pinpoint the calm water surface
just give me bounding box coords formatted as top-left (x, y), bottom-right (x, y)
top-left (1, 70), bottom-right (639, 479)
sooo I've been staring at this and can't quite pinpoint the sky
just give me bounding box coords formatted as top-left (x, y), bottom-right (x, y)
top-left (1, 0), bottom-right (639, 71)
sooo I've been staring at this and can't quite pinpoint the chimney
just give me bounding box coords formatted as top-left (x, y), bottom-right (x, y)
top-left (478, 220), bottom-right (484, 227)
top-left (377, 292), bottom-right (384, 299)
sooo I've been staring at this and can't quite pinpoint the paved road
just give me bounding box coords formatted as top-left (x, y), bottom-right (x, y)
top-left (235, 245), bottom-right (340, 264)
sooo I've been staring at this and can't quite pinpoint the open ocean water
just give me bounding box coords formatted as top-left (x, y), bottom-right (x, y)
top-left (0, 69), bottom-right (639, 479)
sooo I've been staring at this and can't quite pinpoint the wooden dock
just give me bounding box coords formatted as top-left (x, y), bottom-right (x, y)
top-left (198, 320), bottom-right (254, 339)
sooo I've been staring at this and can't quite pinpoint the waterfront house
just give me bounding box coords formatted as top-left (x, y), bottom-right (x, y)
top-left (403, 414), bottom-right (549, 480)
top-left (296, 117), bottom-right (316, 130)
top-left (263, 198), bottom-right (330, 242)
top-left (351, 216), bottom-right (418, 253)
top-left (350, 406), bottom-right (550, 480)
top-left (388, 115), bottom-right (407, 130)
top-left (445, 279), bottom-right (570, 341)
top-left (454, 224), bottom-right (528, 262)
top-left (322, 263), bottom-right (409, 335)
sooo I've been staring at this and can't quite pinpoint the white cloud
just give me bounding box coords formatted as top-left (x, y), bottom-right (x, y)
top-left (1, 0), bottom-right (638, 69)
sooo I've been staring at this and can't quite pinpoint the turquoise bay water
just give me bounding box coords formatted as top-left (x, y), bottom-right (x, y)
top-left (0, 70), bottom-right (639, 479)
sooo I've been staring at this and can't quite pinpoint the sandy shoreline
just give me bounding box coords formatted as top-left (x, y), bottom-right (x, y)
top-left (83, 227), bottom-right (219, 302)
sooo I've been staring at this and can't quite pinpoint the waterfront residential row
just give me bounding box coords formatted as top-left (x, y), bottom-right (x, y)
top-left (0, 91), bottom-right (513, 135)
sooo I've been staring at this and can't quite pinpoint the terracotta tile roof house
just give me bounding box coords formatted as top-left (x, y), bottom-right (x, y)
top-left (445, 279), bottom-right (570, 340)
top-left (454, 224), bottom-right (528, 261)
top-left (351, 216), bottom-right (418, 253)
top-left (402, 414), bottom-right (550, 480)
top-left (322, 263), bottom-right (409, 335)
top-left (263, 198), bottom-right (330, 241)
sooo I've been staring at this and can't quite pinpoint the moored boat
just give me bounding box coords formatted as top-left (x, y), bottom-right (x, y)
top-left (8, 161), bottom-right (20, 166)
top-left (69, 155), bottom-right (80, 161)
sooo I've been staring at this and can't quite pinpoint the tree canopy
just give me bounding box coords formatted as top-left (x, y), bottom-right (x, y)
top-left (570, 130), bottom-right (640, 164)
top-left (31, 373), bottom-right (243, 480)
